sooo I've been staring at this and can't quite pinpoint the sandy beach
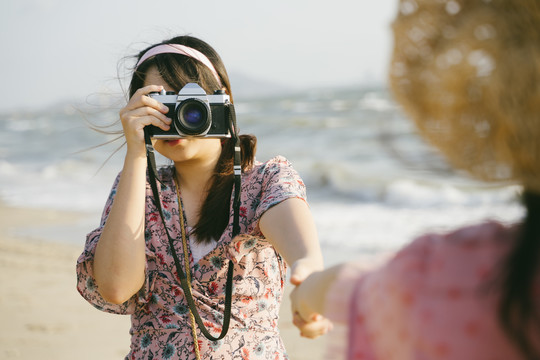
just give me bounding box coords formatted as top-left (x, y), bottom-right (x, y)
top-left (0, 204), bottom-right (327, 360)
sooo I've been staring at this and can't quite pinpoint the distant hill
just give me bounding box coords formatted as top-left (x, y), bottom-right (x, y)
top-left (0, 72), bottom-right (382, 115)
top-left (227, 72), bottom-right (293, 99)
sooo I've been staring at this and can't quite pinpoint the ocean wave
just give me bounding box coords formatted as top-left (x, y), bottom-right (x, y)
top-left (295, 158), bottom-right (520, 207)
top-left (0, 85), bottom-right (521, 224)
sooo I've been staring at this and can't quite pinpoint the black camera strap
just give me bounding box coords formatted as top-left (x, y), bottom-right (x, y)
top-left (143, 102), bottom-right (240, 341)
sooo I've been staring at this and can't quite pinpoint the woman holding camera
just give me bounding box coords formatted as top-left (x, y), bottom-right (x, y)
top-left (76, 35), bottom-right (327, 360)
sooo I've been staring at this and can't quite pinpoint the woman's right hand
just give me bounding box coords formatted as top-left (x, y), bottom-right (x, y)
top-left (119, 85), bottom-right (172, 157)
top-left (94, 84), bottom-right (171, 304)
top-left (93, 85), bottom-right (171, 304)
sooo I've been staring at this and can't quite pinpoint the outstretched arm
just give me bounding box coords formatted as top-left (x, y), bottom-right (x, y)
top-left (259, 197), bottom-right (332, 337)
top-left (259, 197), bottom-right (324, 283)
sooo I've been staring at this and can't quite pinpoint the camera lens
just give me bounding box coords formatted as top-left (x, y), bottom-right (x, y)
top-left (183, 104), bottom-right (203, 124)
top-left (174, 99), bottom-right (211, 136)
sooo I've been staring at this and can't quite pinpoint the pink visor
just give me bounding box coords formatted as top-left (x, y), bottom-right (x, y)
top-left (135, 43), bottom-right (222, 87)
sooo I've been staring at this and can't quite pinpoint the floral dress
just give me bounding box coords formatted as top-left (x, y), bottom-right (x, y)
top-left (77, 156), bottom-right (306, 360)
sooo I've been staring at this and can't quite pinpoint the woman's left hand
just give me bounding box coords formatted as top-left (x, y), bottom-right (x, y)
top-left (290, 270), bottom-right (333, 338)
top-left (290, 265), bottom-right (343, 338)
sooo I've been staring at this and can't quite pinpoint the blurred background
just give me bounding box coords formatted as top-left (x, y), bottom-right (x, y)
top-left (0, 2), bottom-right (526, 359)
top-left (0, 0), bottom-right (522, 263)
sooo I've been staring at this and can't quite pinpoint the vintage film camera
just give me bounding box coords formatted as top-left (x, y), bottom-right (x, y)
top-left (146, 83), bottom-right (231, 138)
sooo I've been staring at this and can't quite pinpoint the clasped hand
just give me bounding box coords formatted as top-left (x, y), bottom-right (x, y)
top-left (290, 260), bottom-right (333, 339)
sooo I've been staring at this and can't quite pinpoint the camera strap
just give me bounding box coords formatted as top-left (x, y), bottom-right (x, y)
top-left (143, 102), bottom-right (240, 341)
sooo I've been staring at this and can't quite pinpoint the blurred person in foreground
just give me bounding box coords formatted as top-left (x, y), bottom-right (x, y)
top-left (291, 0), bottom-right (540, 358)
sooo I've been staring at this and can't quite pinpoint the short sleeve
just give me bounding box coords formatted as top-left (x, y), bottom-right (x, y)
top-left (252, 156), bottom-right (307, 228)
top-left (76, 173), bottom-right (152, 315)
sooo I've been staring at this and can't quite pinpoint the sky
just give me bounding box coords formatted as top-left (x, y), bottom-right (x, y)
top-left (1, 0), bottom-right (398, 111)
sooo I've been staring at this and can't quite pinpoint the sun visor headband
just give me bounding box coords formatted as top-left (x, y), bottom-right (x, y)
top-left (135, 44), bottom-right (223, 87)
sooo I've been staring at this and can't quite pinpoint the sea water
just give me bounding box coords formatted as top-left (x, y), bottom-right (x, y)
top-left (0, 86), bottom-right (523, 264)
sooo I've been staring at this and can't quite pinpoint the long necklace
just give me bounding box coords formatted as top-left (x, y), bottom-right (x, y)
top-left (174, 176), bottom-right (201, 360)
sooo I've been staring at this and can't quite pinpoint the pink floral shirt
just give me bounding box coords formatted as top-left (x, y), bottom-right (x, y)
top-left (77, 156), bottom-right (306, 360)
top-left (325, 221), bottom-right (537, 360)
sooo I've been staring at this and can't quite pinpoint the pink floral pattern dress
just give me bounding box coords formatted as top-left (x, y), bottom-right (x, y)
top-left (325, 221), bottom-right (539, 360)
top-left (77, 156), bottom-right (306, 360)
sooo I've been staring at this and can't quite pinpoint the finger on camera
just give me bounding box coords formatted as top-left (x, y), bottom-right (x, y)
top-left (134, 84), bottom-right (164, 97)
top-left (145, 116), bottom-right (171, 131)
top-left (123, 95), bottom-right (163, 115)
top-left (140, 93), bottom-right (170, 113)
top-left (128, 115), bottom-right (170, 132)
top-left (128, 107), bottom-right (171, 125)
top-left (125, 85), bottom-right (166, 112)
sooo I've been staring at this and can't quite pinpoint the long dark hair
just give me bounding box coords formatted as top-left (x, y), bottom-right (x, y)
top-left (130, 35), bottom-right (257, 243)
top-left (499, 190), bottom-right (540, 358)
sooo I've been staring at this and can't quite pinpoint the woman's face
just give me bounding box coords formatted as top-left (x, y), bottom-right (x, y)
top-left (143, 66), bottom-right (222, 167)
